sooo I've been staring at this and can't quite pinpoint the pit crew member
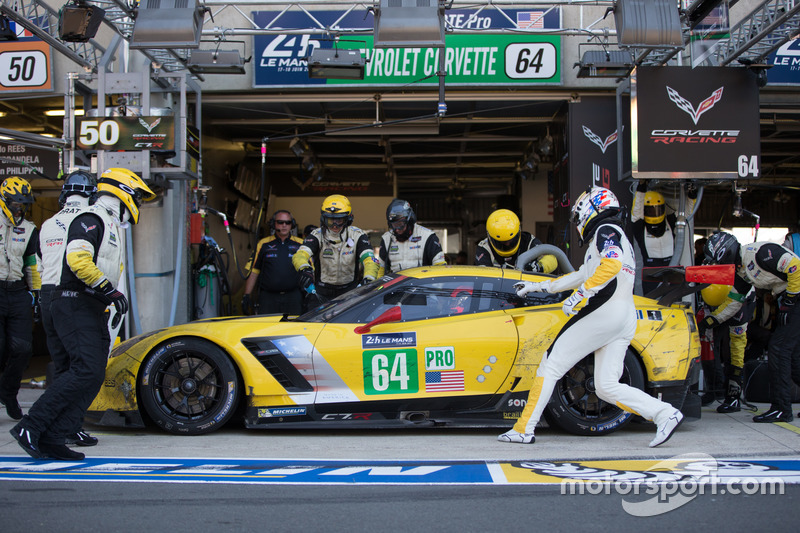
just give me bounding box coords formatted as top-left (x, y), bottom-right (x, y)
top-left (11, 168), bottom-right (155, 460)
top-left (0, 177), bottom-right (40, 421)
top-left (501, 187), bottom-right (683, 447)
top-left (475, 209), bottom-right (557, 273)
top-left (378, 199), bottom-right (445, 275)
top-left (292, 194), bottom-right (378, 301)
top-left (703, 231), bottom-right (800, 423)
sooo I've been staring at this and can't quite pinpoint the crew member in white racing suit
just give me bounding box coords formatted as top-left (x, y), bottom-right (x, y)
top-left (475, 209), bottom-right (557, 273)
top-left (631, 181), bottom-right (696, 295)
top-left (37, 169), bottom-right (99, 446)
top-left (0, 177), bottom-right (40, 421)
top-left (11, 168), bottom-right (155, 460)
top-left (293, 194), bottom-right (379, 302)
top-left (378, 199), bottom-right (445, 275)
top-left (500, 187), bottom-right (683, 447)
top-left (703, 231), bottom-right (800, 423)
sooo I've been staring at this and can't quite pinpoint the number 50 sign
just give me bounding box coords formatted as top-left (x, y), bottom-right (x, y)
top-left (0, 41), bottom-right (52, 92)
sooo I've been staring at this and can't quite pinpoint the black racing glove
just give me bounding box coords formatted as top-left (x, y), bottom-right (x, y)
top-left (96, 279), bottom-right (129, 329)
top-left (241, 293), bottom-right (253, 315)
top-left (30, 290), bottom-right (41, 323)
top-left (298, 268), bottom-right (315, 293)
top-left (778, 292), bottom-right (797, 327)
top-left (698, 315), bottom-right (719, 333)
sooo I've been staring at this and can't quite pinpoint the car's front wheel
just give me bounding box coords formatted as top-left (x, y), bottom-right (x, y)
top-left (139, 338), bottom-right (240, 435)
top-left (544, 349), bottom-right (645, 436)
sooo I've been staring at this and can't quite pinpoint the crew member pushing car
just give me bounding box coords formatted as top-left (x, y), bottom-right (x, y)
top-left (11, 168), bottom-right (156, 460)
top-left (293, 194), bottom-right (378, 302)
top-left (502, 187), bottom-right (683, 447)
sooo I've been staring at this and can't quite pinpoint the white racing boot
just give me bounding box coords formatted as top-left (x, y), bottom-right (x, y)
top-left (649, 409), bottom-right (684, 448)
top-left (497, 429), bottom-right (535, 444)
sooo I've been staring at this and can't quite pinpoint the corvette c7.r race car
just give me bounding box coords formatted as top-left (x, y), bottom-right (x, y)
top-left (87, 264), bottom-right (700, 436)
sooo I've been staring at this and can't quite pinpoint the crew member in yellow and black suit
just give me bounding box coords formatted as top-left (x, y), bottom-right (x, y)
top-left (0, 177), bottom-right (40, 421)
top-left (11, 168), bottom-right (155, 460)
top-left (242, 210), bottom-right (304, 316)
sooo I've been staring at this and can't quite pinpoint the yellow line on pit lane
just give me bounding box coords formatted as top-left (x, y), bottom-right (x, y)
top-left (775, 422), bottom-right (800, 435)
top-left (0, 471), bottom-right (285, 478)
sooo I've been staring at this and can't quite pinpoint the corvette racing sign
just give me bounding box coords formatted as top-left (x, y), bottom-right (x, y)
top-left (631, 66), bottom-right (761, 180)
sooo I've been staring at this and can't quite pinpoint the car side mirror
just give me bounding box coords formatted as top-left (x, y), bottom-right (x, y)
top-left (354, 306), bottom-right (402, 334)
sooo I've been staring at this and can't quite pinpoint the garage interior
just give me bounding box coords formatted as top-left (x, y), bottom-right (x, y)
top-left (2, 1), bottom-right (800, 326)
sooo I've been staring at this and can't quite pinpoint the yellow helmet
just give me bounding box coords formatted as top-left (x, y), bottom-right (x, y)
top-left (700, 284), bottom-right (731, 307)
top-left (486, 209), bottom-right (521, 257)
top-left (96, 168), bottom-right (156, 224)
top-left (320, 194), bottom-right (353, 232)
top-left (0, 176), bottom-right (34, 226)
top-left (643, 190), bottom-right (666, 224)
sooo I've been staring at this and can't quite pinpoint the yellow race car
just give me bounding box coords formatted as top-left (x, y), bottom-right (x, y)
top-left (87, 265), bottom-right (701, 436)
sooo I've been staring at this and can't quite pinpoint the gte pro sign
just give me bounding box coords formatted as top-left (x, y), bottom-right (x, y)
top-left (631, 66), bottom-right (760, 180)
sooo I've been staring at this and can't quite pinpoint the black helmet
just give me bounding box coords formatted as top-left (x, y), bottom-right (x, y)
top-left (386, 198), bottom-right (416, 241)
top-left (59, 169), bottom-right (97, 208)
top-left (704, 231), bottom-right (741, 266)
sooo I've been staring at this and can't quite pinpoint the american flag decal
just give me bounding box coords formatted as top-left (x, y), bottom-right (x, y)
top-left (425, 370), bottom-right (465, 392)
top-left (517, 11), bottom-right (545, 29)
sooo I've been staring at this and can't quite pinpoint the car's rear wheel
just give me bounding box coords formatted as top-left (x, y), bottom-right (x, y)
top-left (544, 348), bottom-right (645, 436)
top-left (139, 338), bottom-right (240, 435)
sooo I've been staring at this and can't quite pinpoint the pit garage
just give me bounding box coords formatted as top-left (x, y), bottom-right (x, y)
top-left (1, 1), bottom-right (799, 337)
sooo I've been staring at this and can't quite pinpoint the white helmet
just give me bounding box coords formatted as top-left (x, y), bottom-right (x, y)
top-left (571, 187), bottom-right (620, 241)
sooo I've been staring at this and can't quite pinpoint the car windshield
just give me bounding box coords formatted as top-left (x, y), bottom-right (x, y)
top-left (296, 273), bottom-right (410, 323)
top-left (295, 272), bottom-right (567, 324)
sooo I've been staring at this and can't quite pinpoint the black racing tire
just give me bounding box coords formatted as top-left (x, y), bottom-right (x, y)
top-left (139, 338), bottom-right (240, 435)
top-left (544, 348), bottom-right (645, 436)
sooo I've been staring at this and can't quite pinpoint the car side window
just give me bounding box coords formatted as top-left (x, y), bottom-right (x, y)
top-left (497, 277), bottom-right (570, 308)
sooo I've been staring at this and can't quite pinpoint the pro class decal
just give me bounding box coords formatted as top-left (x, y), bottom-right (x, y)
top-left (424, 346), bottom-right (455, 370)
top-left (362, 332), bottom-right (416, 349)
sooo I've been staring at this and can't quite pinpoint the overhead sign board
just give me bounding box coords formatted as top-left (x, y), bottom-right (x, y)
top-left (630, 66), bottom-right (761, 181)
top-left (75, 116), bottom-right (176, 151)
top-left (253, 9), bottom-right (561, 88)
top-left (766, 35), bottom-right (800, 85)
top-left (0, 18), bottom-right (53, 93)
top-left (0, 144), bottom-right (60, 180)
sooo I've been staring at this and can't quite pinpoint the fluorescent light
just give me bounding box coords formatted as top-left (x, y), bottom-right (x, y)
top-left (44, 109), bottom-right (85, 117)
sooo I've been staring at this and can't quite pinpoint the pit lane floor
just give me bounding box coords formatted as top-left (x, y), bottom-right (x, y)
top-left (2, 388), bottom-right (800, 485)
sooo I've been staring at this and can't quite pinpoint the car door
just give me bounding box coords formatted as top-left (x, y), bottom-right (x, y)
top-left (310, 275), bottom-right (521, 411)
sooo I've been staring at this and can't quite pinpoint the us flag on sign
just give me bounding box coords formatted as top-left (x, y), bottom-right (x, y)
top-left (517, 12), bottom-right (545, 29)
top-left (426, 370), bottom-right (465, 392)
